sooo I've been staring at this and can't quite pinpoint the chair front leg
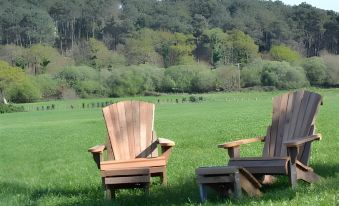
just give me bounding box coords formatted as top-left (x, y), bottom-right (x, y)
top-left (287, 146), bottom-right (299, 189)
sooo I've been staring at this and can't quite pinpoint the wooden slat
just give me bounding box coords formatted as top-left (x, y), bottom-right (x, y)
top-left (292, 92), bottom-right (311, 161)
top-left (286, 90), bottom-right (304, 142)
top-left (229, 158), bottom-right (288, 167)
top-left (274, 93), bottom-right (289, 157)
top-left (239, 168), bottom-right (262, 189)
top-left (268, 95), bottom-right (282, 157)
top-left (101, 168), bottom-right (150, 177)
top-left (196, 176), bottom-right (234, 184)
top-left (139, 102), bottom-right (148, 157)
top-left (105, 176), bottom-right (150, 184)
top-left (196, 166), bottom-right (239, 175)
top-left (145, 104), bottom-right (155, 154)
top-left (124, 101), bottom-right (135, 159)
top-left (300, 125), bottom-right (315, 165)
top-left (280, 92), bottom-right (295, 156)
top-left (103, 105), bottom-right (121, 160)
top-left (298, 93), bottom-right (322, 161)
top-left (293, 91), bottom-right (311, 139)
top-left (219, 137), bottom-right (264, 148)
top-left (239, 173), bottom-right (262, 197)
top-left (262, 126), bottom-right (271, 157)
top-left (116, 102), bottom-right (130, 160)
top-left (100, 157), bottom-right (166, 171)
top-left (233, 166), bottom-right (287, 174)
top-left (132, 101), bottom-right (141, 157)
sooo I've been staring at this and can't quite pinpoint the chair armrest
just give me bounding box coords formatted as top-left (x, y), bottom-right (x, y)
top-left (157, 138), bottom-right (175, 160)
top-left (285, 134), bottom-right (321, 164)
top-left (88, 144), bottom-right (106, 169)
top-left (157, 138), bottom-right (175, 147)
top-left (284, 134), bottom-right (322, 147)
top-left (88, 144), bottom-right (106, 153)
top-left (218, 136), bottom-right (265, 149)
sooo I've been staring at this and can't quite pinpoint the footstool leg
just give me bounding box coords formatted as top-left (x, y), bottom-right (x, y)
top-left (199, 184), bottom-right (207, 202)
top-left (234, 171), bottom-right (242, 198)
top-left (144, 183), bottom-right (150, 196)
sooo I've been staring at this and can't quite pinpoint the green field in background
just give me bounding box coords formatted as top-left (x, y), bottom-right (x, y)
top-left (1, 89), bottom-right (338, 205)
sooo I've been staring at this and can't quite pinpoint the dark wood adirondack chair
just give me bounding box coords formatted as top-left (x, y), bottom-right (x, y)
top-left (218, 90), bottom-right (323, 188)
top-left (88, 101), bottom-right (175, 198)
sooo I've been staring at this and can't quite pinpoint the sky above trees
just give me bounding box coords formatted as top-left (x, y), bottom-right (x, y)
top-left (278, 0), bottom-right (339, 12)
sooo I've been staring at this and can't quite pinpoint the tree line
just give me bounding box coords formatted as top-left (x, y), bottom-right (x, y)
top-left (0, 0), bottom-right (339, 103)
top-left (1, 0), bottom-right (339, 57)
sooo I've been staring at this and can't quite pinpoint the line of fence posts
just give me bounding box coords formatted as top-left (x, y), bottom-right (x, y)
top-left (29, 96), bottom-right (205, 112)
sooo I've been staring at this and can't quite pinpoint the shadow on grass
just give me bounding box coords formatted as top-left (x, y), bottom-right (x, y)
top-left (1, 164), bottom-right (337, 206)
top-left (312, 163), bottom-right (339, 178)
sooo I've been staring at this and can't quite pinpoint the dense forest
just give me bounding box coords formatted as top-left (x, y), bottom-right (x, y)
top-left (0, 0), bottom-right (339, 103)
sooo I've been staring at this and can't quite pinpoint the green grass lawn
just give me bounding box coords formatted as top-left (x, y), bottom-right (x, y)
top-left (1, 89), bottom-right (338, 206)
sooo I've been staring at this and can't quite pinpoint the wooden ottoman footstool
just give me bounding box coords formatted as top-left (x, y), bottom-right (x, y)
top-left (101, 168), bottom-right (151, 199)
top-left (196, 166), bottom-right (262, 202)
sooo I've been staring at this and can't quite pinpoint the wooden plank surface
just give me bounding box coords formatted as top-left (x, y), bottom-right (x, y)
top-left (132, 101), bottom-right (141, 157)
top-left (116, 102), bottom-right (130, 160)
top-left (268, 95), bottom-right (281, 157)
top-left (105, 176), bottom-right (150, 184)
top-left (103, 105), bottom-right (121, 160)
top-left (275, 93), bottom-right (289, 156)
top-left (124, 101), bottom-right (135, 159)
top-left (196, 166), bottom-right (239, 175)
top-left (101, 168), bottom-right (150, 177)
top-left (100, 157), bottom-right (166, 171)
top-left (280, 92), bottom-right (295, 156)
top-left (196, 176), bottom-right (234, 184)
top-left (286, 90), bottom-right (304, 142)
top-left (139, 102), bottom-right (148, 156)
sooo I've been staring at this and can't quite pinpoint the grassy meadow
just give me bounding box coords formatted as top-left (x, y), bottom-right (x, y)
top-left (0, 89), bottom-right (338, 206)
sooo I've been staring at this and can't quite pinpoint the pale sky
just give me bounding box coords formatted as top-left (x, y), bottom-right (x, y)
top-left (277, 0), bottom-right (339, 12)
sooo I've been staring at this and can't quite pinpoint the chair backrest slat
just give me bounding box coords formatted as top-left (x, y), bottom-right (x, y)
top-left (263, 90), bottom-right (322, 164)
top-left (103, 101), bottom-right (155, 161)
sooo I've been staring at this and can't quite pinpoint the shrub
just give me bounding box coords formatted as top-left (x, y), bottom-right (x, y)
top-left (191, 70), bottom-right (216, 92)
top-left (56, 66), bottom-right (98, 87)
top-left (301, 57), bottom-right (327, 86)
top-left (6, 81), bottom-right (42, 103)
top-left (261, 61), bottom-right (309, 89)
top-left (27, 44), bottom-right (64, 74)
top-left (33, 75), bottom-right (60, 99)
top-left (241, 60), bottom-right (263, 87)
top-left (0, 44), bottom-right (27, 69)
top-left (76, 80), bottom-right (106, 98)
top-left (321, 53), bottom-right (339, 86)
top-left (106, 65), bottom-right (165, 97)
top-left (215, 65), bottom-right (239, 91)
top-left (0, 61), bottom-right (41, 103)
top-left (269, 45), bottom-right (301, 63)
top-left (0, 104), bottom-right (25, 114)
top-left (189, 96), bottom-right (197, 102)
top-left (56, 66), bottom-right (107, 98)
top-left (164, 64), bottom-right (211, 92)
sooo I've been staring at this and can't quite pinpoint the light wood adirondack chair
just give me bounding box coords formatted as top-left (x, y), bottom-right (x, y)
top-left (88, 101), bottom-right (175, 198)
top-left (218, 90), bottom-right (323, 188)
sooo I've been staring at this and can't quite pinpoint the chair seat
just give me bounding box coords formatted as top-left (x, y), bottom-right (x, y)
top-left (100, 157), bottom-right (166, 171)
top-left (229, 157), bottom-right (290, 175)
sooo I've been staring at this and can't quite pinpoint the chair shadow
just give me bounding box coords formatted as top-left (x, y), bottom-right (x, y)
top-left (1, 163), bottom-right (337, 206)
top-left (311, 163), bottom-right (339, 178)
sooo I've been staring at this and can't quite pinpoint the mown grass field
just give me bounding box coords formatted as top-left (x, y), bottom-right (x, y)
top-left (0, 89), bottom-right (338, 206)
